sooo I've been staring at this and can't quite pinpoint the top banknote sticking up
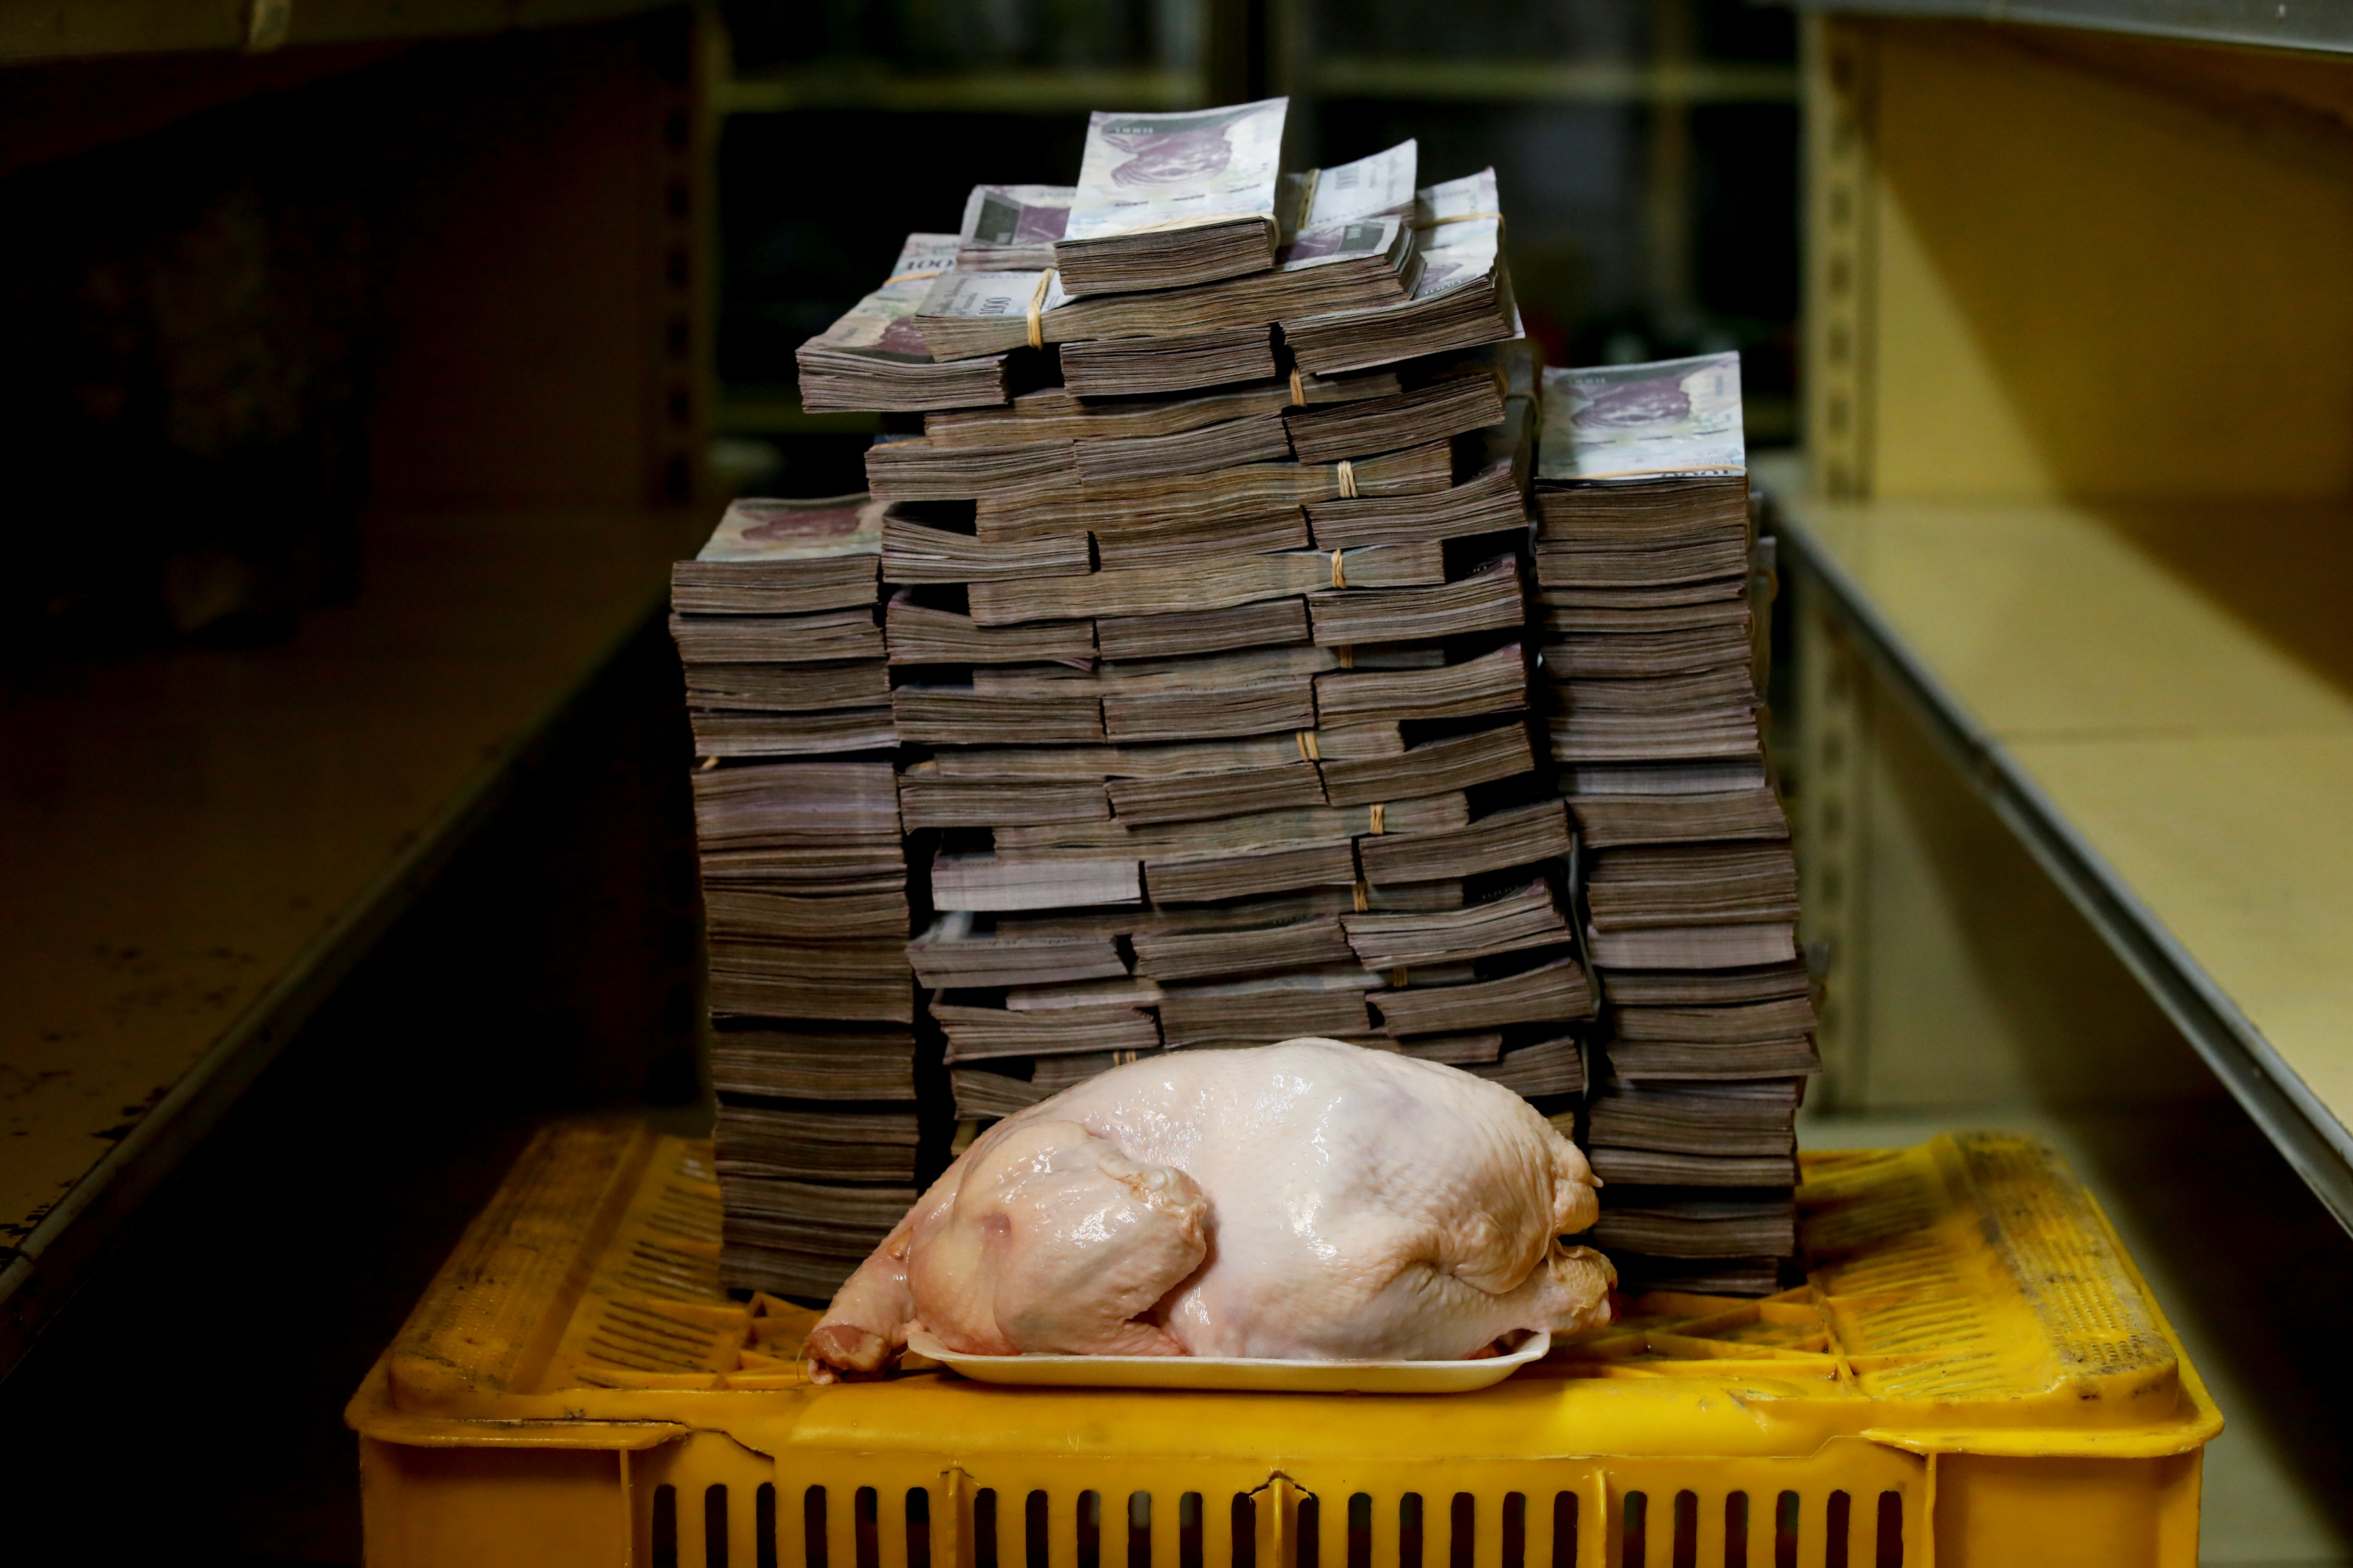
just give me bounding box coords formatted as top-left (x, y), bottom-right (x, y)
top-left (1277, 138), bottom-right (1417, 241)
top-left (957, 185), bottom-right (1075, 272)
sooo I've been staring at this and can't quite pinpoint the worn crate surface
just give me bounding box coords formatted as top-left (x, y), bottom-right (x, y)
top-left (349, 1124), bottom-right (2219, 1568)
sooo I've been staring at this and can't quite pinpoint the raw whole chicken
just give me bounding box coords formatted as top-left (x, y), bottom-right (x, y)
top-left (806, 1039), bottom-right (1613, 1379)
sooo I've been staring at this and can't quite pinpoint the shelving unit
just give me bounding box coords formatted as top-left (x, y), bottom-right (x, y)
top-left (1744, 42), bottom-right (2353, 1568)
top-left (1789, 0), bottom-right (2353, 56)
top-left (1776, 2), bottom-right (2353, 1223)
top-left (0, 3), bottom-right (711, 1378)
top-left (1772, 15), bottom-right (2353, 1551)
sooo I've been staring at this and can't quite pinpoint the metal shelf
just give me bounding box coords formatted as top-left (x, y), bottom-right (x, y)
top-left (1788, 0), bottom-right (2353, 57)
top-left (1758, 454), bottom-right (2353, 1239)
top-left (0, 504), bottom-right (707, 1381)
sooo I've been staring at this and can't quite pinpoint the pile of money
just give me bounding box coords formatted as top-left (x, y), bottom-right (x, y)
top-left (793, 101), bottom-right (1593, 1164)
top-left (669, 497), bottom-right (924, 1298)
top-left (1531, 352), bottom-right (1814, 1295)
top-left (705, 102), bottom-right (1811, 1303)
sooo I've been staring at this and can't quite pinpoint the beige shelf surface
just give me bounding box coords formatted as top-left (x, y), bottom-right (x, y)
top-left (0, 503), bottom-right (705, 1366)
top-left (1763, 452), bottom-right (2353, 1160)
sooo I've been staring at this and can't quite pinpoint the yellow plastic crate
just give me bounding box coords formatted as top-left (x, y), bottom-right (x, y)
top-left (347, 1124), bottom-right (2220, 1568)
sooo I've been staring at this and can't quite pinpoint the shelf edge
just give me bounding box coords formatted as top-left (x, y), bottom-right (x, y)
top-left (1782, 0), bottom-right (2353, 58)
top-left (1757, 465), bottom-right (2353, 1239)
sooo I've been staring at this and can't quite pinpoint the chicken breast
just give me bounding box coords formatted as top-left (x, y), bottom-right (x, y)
top-left (805, 1038), bottom-right (1611, 1379)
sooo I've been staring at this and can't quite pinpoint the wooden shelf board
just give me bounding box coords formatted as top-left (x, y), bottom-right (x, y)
top-left (1759, 450), bottom-right (2353, 1229)
top-left (0, 503), bottom-right (707, 1375)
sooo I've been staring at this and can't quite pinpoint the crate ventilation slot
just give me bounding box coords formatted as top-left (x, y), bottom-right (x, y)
top-left (651, 1485), bottom-right (1907, 1568)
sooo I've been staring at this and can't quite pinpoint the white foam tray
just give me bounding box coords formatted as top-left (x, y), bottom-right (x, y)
top-left (902, 1329), bottom-right (1552, 1393)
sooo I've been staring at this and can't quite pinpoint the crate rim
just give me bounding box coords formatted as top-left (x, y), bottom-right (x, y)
top-left (345, 1122), bottom-right (2224, 1467)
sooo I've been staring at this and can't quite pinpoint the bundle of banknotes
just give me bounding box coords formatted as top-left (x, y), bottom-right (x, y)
top-left (1532, 352), bottom-right (1812, 1295)
top-left (668, 497), bottom-right (925, 1298)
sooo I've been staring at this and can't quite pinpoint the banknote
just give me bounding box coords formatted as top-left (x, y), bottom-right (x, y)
top-left (1536, 352), bottom-right (1747, 483)
top-left (803, 233), bottom-right (961, 361)
top-left (697, 494), bottom-right (887, 563)
top-left (1279, 139), bottom-right (1417, 239)
top-left (1416, 166), bottom-right (1499, 227)
top-left (1279, 214), bottom-right (1410, 273)
top-left (1277, 171), bottom-right (1519, 376)
top-left (912, 229), bottom-right (1416, 360)
top-left (916, 267), bottom-right (1068, 337)
top-left (799, 233), bottom-right (1014, 409)
top-left (1407, 170), bottom-right (1502, 299)
top-left (1064, 97), bottom-right (1288, 240)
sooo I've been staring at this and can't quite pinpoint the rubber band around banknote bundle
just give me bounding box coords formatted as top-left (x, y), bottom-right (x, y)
top-left (1352, 879), bottom-right (1371, 913)
top-left (1410, 210), bottom-right (1504, 229)
top-left (1334, 459), bottom-right (1359, 499)
top-left (1114, 1048), bottom-right (1140, 1066)
top-left (1334, 645), bottom-right (1355, 669)
top-left (1390, 966), bottom-right (1410, 987)
top-left (1289, 368), bottom-right (1306, 407)
top-left (1293, 168), bottom-right (1322, 235)
top-left (1295, 729), bottom-right (1321, 761)
top-left (1024, 269), bottom-right (1055, 350)
top-left (1330, 549), bottom-right (1347, 589)
top-left (1367, 802), bottom-right (1386, 833)
top-left (885, 267), bottom-right (950, 284)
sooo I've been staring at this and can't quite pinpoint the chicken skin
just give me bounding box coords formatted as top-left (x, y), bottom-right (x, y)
top-left (805, 1039), bottom-right (1612, 1379)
